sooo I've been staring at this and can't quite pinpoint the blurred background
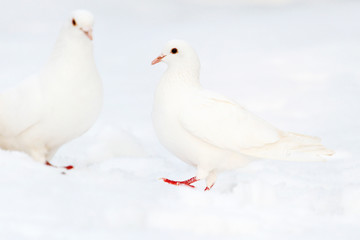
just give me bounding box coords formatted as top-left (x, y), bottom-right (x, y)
top-left (0, 0), bottom-right (359, 239)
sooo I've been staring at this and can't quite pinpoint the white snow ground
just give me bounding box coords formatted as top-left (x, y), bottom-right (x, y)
top-left (0, 0), bottom-right (360, 239)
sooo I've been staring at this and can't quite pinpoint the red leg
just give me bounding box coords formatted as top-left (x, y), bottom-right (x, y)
top-left (161, 176), bottom-right (199, 188)
top-left (46, 161), bottom-right (74, 170)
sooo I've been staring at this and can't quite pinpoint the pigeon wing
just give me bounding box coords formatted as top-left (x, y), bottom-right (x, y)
top-left (0, 76), bottom-right (43, 137)
top-left (179, 90), bottom-right (281, 152)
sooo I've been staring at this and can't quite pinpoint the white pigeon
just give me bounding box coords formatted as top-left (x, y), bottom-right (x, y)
top-left (0, 10), bottom-right (103, 169)
top-left (151, 40), bottom-right (334, 191)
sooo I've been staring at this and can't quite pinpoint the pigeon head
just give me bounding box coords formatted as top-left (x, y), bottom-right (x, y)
top-left (68, 10), bottom-right (94, 41)
top-left (152, 40), bottom-right (200, 71)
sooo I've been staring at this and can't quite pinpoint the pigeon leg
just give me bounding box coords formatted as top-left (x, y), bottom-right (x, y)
top-left (161, 176), bottom-right (198, 188)
top-left (45, 161), bottom-right (74, 170)
top-left (204, 170), bottom-right (217, 191)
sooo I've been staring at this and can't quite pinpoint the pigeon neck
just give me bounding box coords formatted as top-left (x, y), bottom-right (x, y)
top-left (164, 65), bottom-right (201, 87)
top-left (47, 27), bottom-right (93, 65)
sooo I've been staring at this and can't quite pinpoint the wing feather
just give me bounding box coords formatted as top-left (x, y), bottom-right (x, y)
top-left (0, 76), bottom-right (43, 137)
top-left (180, 90), bottom-right (281, 152)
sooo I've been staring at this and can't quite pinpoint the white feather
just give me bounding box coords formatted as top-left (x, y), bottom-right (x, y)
top-left (0, 10), bottom-right (103, 163)
top-left (152, 40), bottom-right (334, 189)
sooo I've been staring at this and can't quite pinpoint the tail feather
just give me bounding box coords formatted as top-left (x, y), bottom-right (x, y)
top-left (291, 144), bottom-right (334, 155)
top-left (241, 131), bottom-right (334, 161)
top-left (283, 132), bottom-right (334, 161)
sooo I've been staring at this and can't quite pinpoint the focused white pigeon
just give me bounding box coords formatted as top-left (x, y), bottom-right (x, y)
top-left (0, 10), bottom-right (103, 169)
top-left (152, 40), bottom-right (334, 191)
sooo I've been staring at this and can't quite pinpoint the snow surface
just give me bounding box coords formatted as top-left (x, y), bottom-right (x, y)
top-left (0, 0), bottom-right (360, 239)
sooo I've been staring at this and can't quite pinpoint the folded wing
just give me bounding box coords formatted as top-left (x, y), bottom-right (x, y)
top-left (180, 90), bottom-right (333, 161)
top-left (0, 76), bottom-right (43, 138)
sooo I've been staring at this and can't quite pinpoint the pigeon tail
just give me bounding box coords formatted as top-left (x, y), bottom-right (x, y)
top-left (241, 131), bottom-right (334, 162)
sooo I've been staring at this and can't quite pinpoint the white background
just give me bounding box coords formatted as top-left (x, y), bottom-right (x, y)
top-left (0, 0), bottom-right (359, 239)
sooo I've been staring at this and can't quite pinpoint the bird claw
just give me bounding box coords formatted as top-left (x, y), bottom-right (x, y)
top-left (64, 165), bottom-right (74, 170)
top-left (161, 177), bottom-right (198, 188)
top-left (46, 161), bottom-right (74, 170)
top-left (204, 184), bottom-right (214, 191)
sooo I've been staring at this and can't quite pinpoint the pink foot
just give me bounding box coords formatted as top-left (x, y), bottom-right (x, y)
top-left (161, 176), bottom-right (199, 188)
top-left (46, 161), bottom-right (74, 170)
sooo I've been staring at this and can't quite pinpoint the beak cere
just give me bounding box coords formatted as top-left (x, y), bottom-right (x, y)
top-left (151, 54), bottom-right (166, 65)
top-left (81, 28), bottom-right (93, 40)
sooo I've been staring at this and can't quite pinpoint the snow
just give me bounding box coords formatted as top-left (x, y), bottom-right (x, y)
top-left (0, 0), bottom-right (359, 239)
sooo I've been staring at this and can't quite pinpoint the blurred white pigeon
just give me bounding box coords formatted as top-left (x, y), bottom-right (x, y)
top-left (0, 10), bottom-right (103, 169)
top-left (152, 40), bottom-right (334, 191)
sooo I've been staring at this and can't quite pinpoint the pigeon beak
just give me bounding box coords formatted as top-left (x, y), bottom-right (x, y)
top-left (81, 28), bottom-right (93, 40)
top-left (151, 54), bottom-right (166, 65)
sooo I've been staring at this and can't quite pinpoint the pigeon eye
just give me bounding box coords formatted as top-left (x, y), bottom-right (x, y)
top-left (72, 18), bottom-right (77, 26)
top-left (171, 48), bottom-right (178, 54)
